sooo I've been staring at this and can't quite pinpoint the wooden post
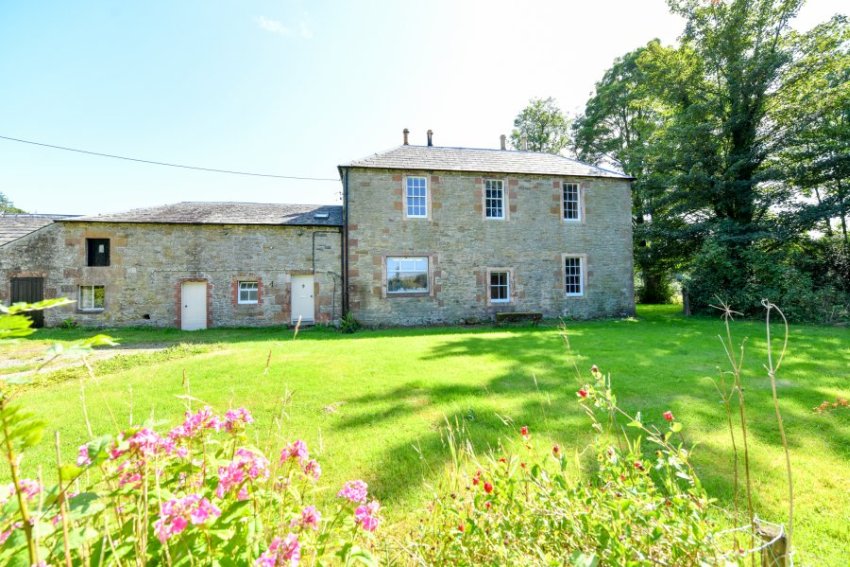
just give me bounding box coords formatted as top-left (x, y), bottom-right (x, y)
top-left (755, 521), bottom-right (787, 567)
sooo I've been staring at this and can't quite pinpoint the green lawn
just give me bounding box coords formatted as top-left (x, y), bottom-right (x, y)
top-left (6, 305), bottom-right (850, 565)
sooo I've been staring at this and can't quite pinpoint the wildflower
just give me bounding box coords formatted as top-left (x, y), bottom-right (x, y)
top-left (472, 470), bottom-right (481, 486)
top-left (256, 534), bottom-right (300, 566)
top-left (76, 444), bottom-right (92, 467)
top-left (633, 461), bottom-right (645, 471)
top-left (280, 440), bottom-right (309, 465)
top-left (354, 500), bottom-right (380, 532)
top-left (458, 524), bottom-right (465, 533)
top-left (294, 505), bottom-right (321, 530)
top-left (337, 480), bottom-right (368, 503)
top-left (577, 388), bottom-right (588, 398)
top-left (552, 444), bottom-right (561, 458)
top-left (128, 427), bottom-right (169, 458)
top-left (520, 425), bottom-right (529, 437)
top-left (663, 410), bottom-right (674, 422)
top-left (223, 407), bottom-right (254, 433)
top-left (483, 482), bottom-right (493, 494)
top-left (169, 406), bottom-right (221, 441)
top-left (302, 459), bottom-right (321, 481)
top-left (216, 448), bottom-right (270, 499)
top-left (154, 494), bottom-right (220, 543)
top-left (484, 501), bottom-right (492, 510)
top-left (591, 364), bottom-right (599, 374)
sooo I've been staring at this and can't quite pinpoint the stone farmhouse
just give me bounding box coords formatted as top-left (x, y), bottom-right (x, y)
top-left (1, 133), bottom-right (634, 328)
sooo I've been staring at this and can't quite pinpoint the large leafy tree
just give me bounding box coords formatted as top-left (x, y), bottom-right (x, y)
top-left (0, 193), bottom-right (24, 213)
top-left (510, 97), bottom-right (571, 154)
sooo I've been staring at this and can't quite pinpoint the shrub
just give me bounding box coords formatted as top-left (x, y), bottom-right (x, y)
top-left (401, 366), bottom-right (732, 565)
top-left (339, 312), bottom-right (361, 334)
top-left (0, 403), bottom-right (381, 565)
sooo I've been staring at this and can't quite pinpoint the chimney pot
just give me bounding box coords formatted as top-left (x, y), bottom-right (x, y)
top-left (520, 133), bottom-right (528, 151)
top-left (427, 129), bottom-right (433, 147)
top-left (500, 134), bottom-right (506, 151)
top-left (403, 128), bottom-right (409, 145)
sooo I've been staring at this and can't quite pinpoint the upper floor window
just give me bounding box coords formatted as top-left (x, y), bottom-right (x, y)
top-left (86, 238), bottom-right (110, 266)
top-left (564, 256), bottom-right (584, 296)
top-left (489, 270), bottom-right (510, 303)
top-left (563, 182), bottom-right (581, 221)
top-left (485, 180), bottom-right (505, 219)
top-left (79, 285), bottom-right (105, 311)
top-left (238, 281), bottom-right (259, 304)
top-left (405, 176), bottom-right (428, 218)
top-left (387, 256), bottom-right (429, 294)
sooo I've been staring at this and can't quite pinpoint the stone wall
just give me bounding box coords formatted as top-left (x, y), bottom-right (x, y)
top-left (0, 222), bottom-right (342, 328)
top-left (346, 168), bottom-right (634, 325)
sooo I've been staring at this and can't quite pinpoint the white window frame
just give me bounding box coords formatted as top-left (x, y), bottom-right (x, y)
top-left (79, 285), bottom-right (105, 311)
top-left (562, 182), bottom-right (581, 222)
top-left (238, 281), bottom-right (259, 305)
top-left (404, 176), bottom-right (428, 219)
top-left (484, 179), bottom-right (506, 220)
top-left (488, 269), bottom-right (511, 304)
top-left (386, 256), bottom-right (430, 295)
top-left (563, 255), bottom-right (585, 297)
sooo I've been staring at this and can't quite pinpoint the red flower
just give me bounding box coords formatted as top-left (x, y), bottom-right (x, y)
top-left (633, 461), bottom-right (645, 471)
top-left (498, 457), bottom-right (507, 464)
top-left (484, 501), bottom-right (491, 510)
top-left (552, 444), bottom-right (561, 457)
top-left (663, 411), bottom-right (674, 422)
top-left (458, 524), bottom-right (465, 532)
top-left (483, 482), bottom-right (493, 494)
top-left (472, 470), bottom-right (481, 485)
top-left (520, 426), bottom-right (529, 437)
top-left (577, 389), bottom-right (588, 398)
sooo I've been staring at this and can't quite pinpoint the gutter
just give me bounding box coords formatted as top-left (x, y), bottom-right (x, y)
top-left (340, 167), bottom-right (350, 316)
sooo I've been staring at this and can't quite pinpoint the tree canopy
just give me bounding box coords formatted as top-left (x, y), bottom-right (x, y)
top-left (510, 97), bottom-right (571, 154)
top-left (0, 193), bottom-right (25, 214)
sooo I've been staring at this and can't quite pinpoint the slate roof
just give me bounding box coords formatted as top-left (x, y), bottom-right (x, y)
top-left (0, 214), bottom-right (74, 246)
top-left (341, 145), bottom-right (632, 179)
top-left (62, 202), bottom-right (343, 227)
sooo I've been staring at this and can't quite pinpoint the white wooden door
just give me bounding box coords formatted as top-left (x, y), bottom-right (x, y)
top-left (291, 275), bottom-right (315, 324)
top-left (181, 282), bottom-right (207, 330)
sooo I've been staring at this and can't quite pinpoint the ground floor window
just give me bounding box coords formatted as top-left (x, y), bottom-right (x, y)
top-left (79, 285), bottom-right (105, 310)
top-left (387, 257), bottom-right (429, 294)
top-left (238, 281), bottom-right (259, 304)
top-left (564, 256), bottom-right (584, 296)
top-left (489, 270), bottom-right (510, 303)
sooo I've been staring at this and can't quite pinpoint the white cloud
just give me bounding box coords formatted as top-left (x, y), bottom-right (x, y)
top-left (255, 16), bottom-right (292, 36)
top-left (299, 21), bottom-right (313, 39)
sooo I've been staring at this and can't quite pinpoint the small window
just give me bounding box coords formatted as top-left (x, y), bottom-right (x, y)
top-left (563, 183), bottom-right (580, 221)
top-left (485, 180), bottom-right (505, 219)
top-left (564, 256), bottom-right (583, 296)
top-left (405, 176), bottom-right (428, 218)
top-left (489, 271), bottom-right (510, 303)
top-left (387, 257), bottom-right (429, 294)
top-left (87, 239), bottom-right (110, 266)
top-left (79, 285), bottom-right (105, 311)
top-left (238, 281), bottom-right (259, 304)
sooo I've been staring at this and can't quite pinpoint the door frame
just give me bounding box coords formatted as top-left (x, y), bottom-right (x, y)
top-left (176, 278), bottom-right (212, 330)
top-left (11, 276), bottom-right (46, 328)
top-left (290, 274), bottom-right (315, 324)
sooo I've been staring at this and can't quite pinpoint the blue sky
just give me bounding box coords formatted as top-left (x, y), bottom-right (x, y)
top-left (0, 0), bottom-right (842, 214)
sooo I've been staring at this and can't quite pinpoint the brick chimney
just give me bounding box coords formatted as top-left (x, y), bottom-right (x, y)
top-left (500, 134), bottom-right (506, 150)
top-left (403, 128), bottom-right (409, 145)
top-left (427, 129), bottom-right (433, 147)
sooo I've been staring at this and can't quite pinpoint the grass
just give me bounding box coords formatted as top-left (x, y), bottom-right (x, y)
top-left (6, 305), bottom-right (850, 564)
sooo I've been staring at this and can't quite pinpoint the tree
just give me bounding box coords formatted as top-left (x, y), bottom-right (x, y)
top-left (574, 42), bottom-right (691, 302)
top-left (510, 97), bottom-right (571, 154)
top-left (0, 193), bottom-right (25, 213)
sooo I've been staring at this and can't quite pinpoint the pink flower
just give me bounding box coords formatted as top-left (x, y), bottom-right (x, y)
top-left (76, 444), bottom-right (92, 467)
top-left (302, 459), bottom-right (321, 481)
top-left (154, 494), bottom-right (221, 543)
top-left (577, 389), bottom-right (588, 398)
top-left (663, 411), bottom-right (675, 422)
top-left (293, 505), bottom-right (321, 530)
top-left (169, 407), bottom-right (222, 441)
top-left (223, 408), bottom-right (254, 433)
top-left (215, 448), bottom-right (270, 498)
top-left (337, 480), bottom-right (368, 503)
top-left (354, 500), bottom-right (380, 532)
top-left (256, 534), bottom-right (300, 566)
top-left (17, 479), bottom-right (42, 501)
top-left (279, 440), bottom-right (309, 465)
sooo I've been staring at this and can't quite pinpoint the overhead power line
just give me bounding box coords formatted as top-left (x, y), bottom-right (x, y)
top-left (0, 134), bottom-right (339, 182)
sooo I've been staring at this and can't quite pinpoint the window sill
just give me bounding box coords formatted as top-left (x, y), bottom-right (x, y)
top-left (386, 292), bottom-right (431, 298)
top-left (237, 302), bottom-right (259, 306)
top-left (77, 309), bottom-right (105, 313)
